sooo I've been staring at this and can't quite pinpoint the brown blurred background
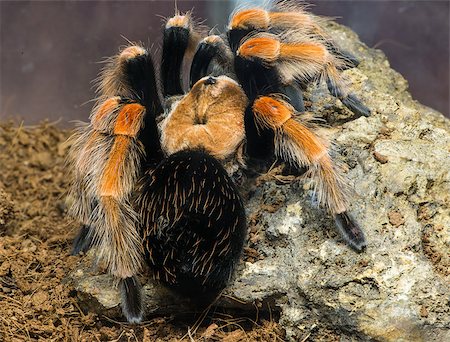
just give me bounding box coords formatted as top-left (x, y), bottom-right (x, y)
top-left (1, 0), bottom-right (449, 125)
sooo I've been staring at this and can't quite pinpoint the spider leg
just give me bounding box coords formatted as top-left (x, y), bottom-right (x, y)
top-left (229, 5), bottom-right (360, 71)
top-left (189, 35), bottom-right (233, 87)
top-left (252, 95), bottom-right (366, 252)
top-left (120, 275), bottom-right (144, 324)
top-left (327, 43), bottom-right (360, 69)
top-left (71, 224), bottom-right (93, 255)
top-left (161, 13), bottom-right (202, 97)
top-left (189, 40), bottom-right (216, 86)
top-left (68, 44), bottom-right (169, 322)
top-left (325, 64), bottom-right (371, 118)
top-left (95, 45), bottom-right (164, 163)
top-left (137, 150), bottom-right (247, 297)
top-left (236, 34), bottom-right (370, 118)
top-left (233, 40), bottom-right (305, 166)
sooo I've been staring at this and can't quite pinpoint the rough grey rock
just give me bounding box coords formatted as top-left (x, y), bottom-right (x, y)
top-left (68, 23), bottom-right (450, 341)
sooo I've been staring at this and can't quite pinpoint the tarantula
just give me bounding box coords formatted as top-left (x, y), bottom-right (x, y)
top-left (68, 1), bottom-right (369, 323)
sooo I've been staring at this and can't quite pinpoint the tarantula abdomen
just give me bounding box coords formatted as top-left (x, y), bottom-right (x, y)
top-left (137, 149), bottom-right (247, 297)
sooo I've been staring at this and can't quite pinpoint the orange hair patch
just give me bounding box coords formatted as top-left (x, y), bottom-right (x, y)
top-left (99, 135), bottom-right (130, 197)
top-left (204, 35), bottom-right (222, 44)
top-left (269, 11), bottom-right (313, 29)
top-left (166, 15), bottom-right (190, 29)
top-left (283, 119), bottom-right (327, 162)
top-left (230, 9), bottom-right (269, 30)
top-left (280, 43), bottom-right (327, 63)
top-left (100, 196), bottom-right (120, 226)
top-left (253, 96), bottom-right (293, 129)
top-left (91, 97), bottom-right (120, 128)
top-left (113, 103), bottom-right (145, 137)
top-left (119, 45), bottom-right (146, 62)
top-left (238, 37), bottom-right (280, 62)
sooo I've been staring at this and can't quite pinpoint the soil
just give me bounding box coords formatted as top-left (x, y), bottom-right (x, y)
top-left (0, 122), bottom-right (291, 341)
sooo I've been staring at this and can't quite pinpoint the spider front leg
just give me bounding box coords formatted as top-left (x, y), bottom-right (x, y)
top-left (236, 33), bottom-right (370, 119)
top-left (252, 96), bottom-right (366, 252)
top-left (69, 45), bottom-right (164, 323)
top-left (228, 6), bottom-right (360, 69)
top-left (161, 12), bottom-right (202, 97)
top-left (189, 35), bottom-right (234, 87)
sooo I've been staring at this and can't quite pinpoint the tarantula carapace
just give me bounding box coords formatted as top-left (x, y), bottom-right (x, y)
top-left (68, 1), bottom-right (369, 323)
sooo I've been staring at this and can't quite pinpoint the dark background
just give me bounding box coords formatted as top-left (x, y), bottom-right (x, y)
top-left (1, 0), bottom-right (449, 124)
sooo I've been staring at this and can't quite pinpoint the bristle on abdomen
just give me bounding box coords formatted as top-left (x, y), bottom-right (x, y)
top-left (137, 150), bottom-right (247, 296)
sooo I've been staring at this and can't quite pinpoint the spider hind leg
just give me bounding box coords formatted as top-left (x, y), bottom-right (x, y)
top-left (119, 276), bottom-right (144, 324)
top-left (251, 95), bottom-right (367, 251)
top-left (71, 224), bottom-right (93, 255)
top-left (326, 77), bottom-right (370, 118)
top-left (335, 212), bottom-right (367, 252)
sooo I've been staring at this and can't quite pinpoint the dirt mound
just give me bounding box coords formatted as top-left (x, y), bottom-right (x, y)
top-left (0, 122), bottom-right (286, 341)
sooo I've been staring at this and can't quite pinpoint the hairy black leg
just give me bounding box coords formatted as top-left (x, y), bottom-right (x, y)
top-left (120, 276), bottom-right (144, 323)
top-left (340, 94), bottom-right (371, 118)
top-left (189, 35), bottom-right (233, 88)
top-left (233, 55), bottom-right (281, 165)
top-left (124, 53), bottom-right (162, 115)
top-left (161, 21), bottom-right (190, 97)
top-left (326, 78), bottom-right (371, 118)
top-left (327, 43), bottom-right (360, 69)
top-left (71, 224), bottom-right (93, 255)
top-left (119, 49), bottom-right (164, 164)
top-left (190, 41), bottom-right (218, 87)
top-left (138, 150), bottom-right (247, 298)
top-left (244, 106), bottom-right (276, 169)
top-left (227, 28), bottom-right (251, 54)
top-left (234, 54), bottom-right (306, 166)
top-left (334, 212), bottom-right (367, 252)
top-left (280, 83), bottom-right (305, 113)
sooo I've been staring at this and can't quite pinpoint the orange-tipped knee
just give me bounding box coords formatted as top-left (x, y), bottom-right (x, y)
top-left (230, 8), bottom-right (270, 30)
top-left (91, 97), bottom-right (121, 129)
top-left (119, 45), bottom-right (146, 62)
top-left (238, 36), bottom-right (280, 62)
top-left (252, 96), bottom-right (293, 129)
top-left (114, 103), bottom-right (145, 137)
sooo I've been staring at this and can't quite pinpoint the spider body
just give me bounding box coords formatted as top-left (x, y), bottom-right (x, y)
top-left (68, 1), bottom-right (368, 323)
top-left (138, 149), bottom-right (246, 296)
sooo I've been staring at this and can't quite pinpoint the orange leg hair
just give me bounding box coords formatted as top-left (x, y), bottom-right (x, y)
top-left (252, 96), bottom-right (348, 215)
top-left (70, 99), bottom-right (146, 280)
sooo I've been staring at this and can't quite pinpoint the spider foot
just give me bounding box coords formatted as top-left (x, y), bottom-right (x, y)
top-left (71, 224), bottom-right (92, 255)
top-left (120, 276), bottom-right (144, 324)
top-left (341, 94), bottom-right (371, 118)
top-left (329, 45), bottom-right (360, 70)
top-left (334, 212), bottom-right (367, 253)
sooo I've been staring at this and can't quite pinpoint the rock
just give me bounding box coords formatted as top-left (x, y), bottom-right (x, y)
top-left (67, 23), bottom-right (450, 341)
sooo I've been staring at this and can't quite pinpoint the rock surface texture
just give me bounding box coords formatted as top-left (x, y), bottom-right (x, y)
top-left (69, 23), bottom-right (450, 341)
